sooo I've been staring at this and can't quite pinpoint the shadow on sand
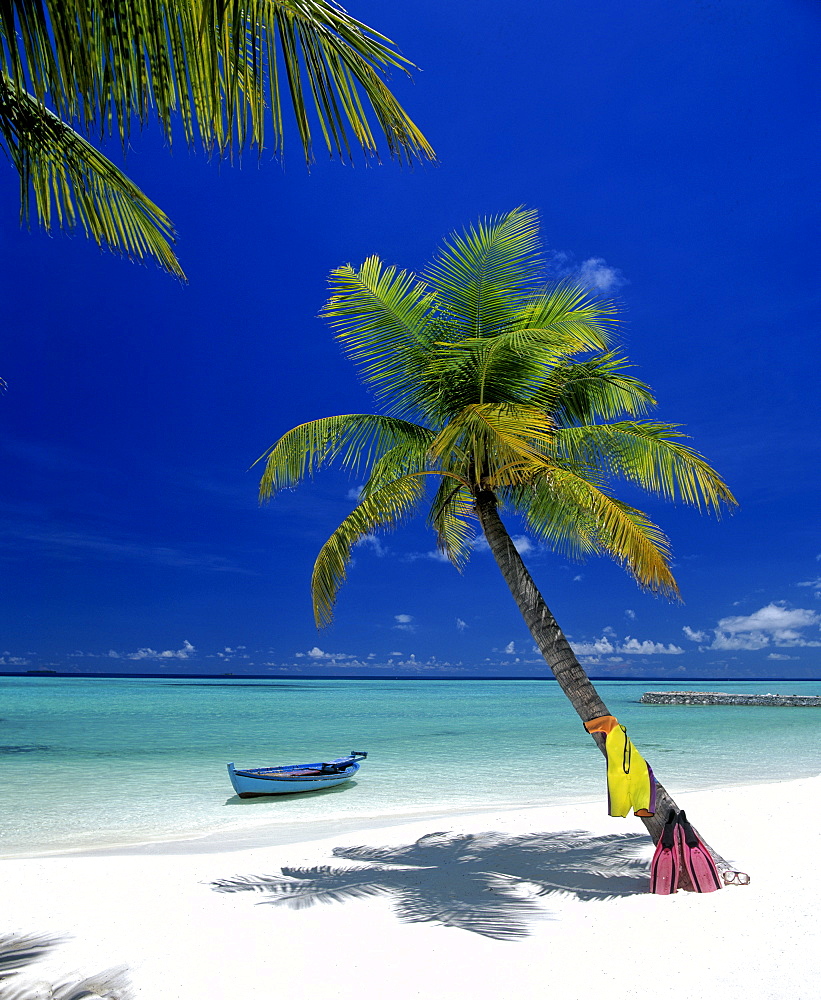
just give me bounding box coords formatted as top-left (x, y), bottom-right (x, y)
top-left (211, 828), bottom-right (650, 940)
top-left (0, 933), bottom-right (132, 1000)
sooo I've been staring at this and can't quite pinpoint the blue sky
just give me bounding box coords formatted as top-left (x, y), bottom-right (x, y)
top-left (1, 0), bottom-right (819, 678)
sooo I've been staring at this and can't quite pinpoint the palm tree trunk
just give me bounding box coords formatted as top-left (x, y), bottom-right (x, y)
top-left (474, 487), bottom-right (723, 868)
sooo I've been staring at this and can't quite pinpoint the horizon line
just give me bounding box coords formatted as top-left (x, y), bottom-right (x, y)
top-left (1, 671), bottom-right (818, 683)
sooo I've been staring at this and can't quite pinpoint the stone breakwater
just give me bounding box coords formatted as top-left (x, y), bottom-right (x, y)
top-left (641, 691), bottom-right (821, 706)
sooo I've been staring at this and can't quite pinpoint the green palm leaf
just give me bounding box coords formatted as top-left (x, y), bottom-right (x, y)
top-left (322, 257), bottom-right (437, 417)
top-left (359, 436), bottom-right (436, 499)
top-left (0, 1), bottom-right (434, 274)
top-left (256, 414), bottom-right (433, 498)
top-left (312, 474), bottom-right (429, 625)
top-left (542, 354), bottom-right (657, 424)
top-left (429, 403), bottom-right (555, 484)
top-left (428, 479), bottom-right (476, 568)
top-left (423, 207), bottom-right (543, 336)
top-left (521, 468), bottom-right (678, 597)
top-left (554, 421), bottom-right (736, 513)
top-left (0, 76), bottom-right (183, 277)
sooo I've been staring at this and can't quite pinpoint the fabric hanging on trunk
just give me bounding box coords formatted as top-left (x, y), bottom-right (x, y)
top-left (584, 714), bottom-right (656, 817)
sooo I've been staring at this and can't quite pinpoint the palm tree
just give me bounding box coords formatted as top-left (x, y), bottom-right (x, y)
top-left (256, 207), bottom-right (737, 852)
top-left (0, 1), bottom-right (433, 279)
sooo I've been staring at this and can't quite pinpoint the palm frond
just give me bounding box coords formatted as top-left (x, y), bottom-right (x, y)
top-left (429, 403), bottom-right (555, 485)
top-left (522, 467), bottom-right (679, 597)
top-left (256, 413), bottom-right (432, 499)
top-left (428, 479), bottom-right (476, 568)
top-left (540, 354), bottom-right (657, 424)
top-left (423, 207), bottom-right (543, 336)
top-left (322, 257), bottom-right (437, 416)
top-left (312, 473), bottom-right (428, 625)
top-left (509, 281), bottom-right (618, 352)
top-left (0, 0), bottom-right (434, 164)
top-left (0, 75), bottom-right (184, 277)
top-left (359, 436), bottom-right (436, 498)
top-left (0, 932), bottom-right (56, 976)
top-left (554, 422), bottom-right (738, 513)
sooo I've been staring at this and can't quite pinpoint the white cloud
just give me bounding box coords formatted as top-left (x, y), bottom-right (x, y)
top-left (718, 604), bottom-right (818, 635)
top-left (767, 653), bottom-right (798, 661)
top-left (504, 641), bottom-right (516, 654)
top-left (572, 636), bottom-right (615, 655)
top-left (711, 603), bottom-right (821, 649)
top-left (625, 609), bottom-right (636, 620)
top-left (356, 534), bottom-right (387, 557)
top-left (346, 486), bottom-right (364, 501)
top-left (0, 655), bottom-right (29, 665)
top-left (710, 631), bottom-right (770, 651)
top-left (797, 577), bottom-right (821, 595)
top-left (472, 534), bottom-right (533, 555)
top-left (127, 639), bottom-right (195, 661)
top-left (295, 646), bottom-right (358, 662)
top-left (683, 626), bottom-right (707, 642)
top-left (394, 614), bottom-right (415, 631)
top-left (572, 635), bottom-right (684, 655)
top-left (552, 250), bottom-right (627, 293)
top-left (573, 574), bottom-right (583, 582)
top-left (405, 549), bottom-right (451, 563)
top-left (619, 637), bottom-right (684, 655)
top-left (577, 257), bottom-right (628, 293)
top-left (456, 618), bottom-right (468, 631)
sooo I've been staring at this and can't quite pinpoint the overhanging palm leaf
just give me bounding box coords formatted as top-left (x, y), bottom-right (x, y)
top-left (0, 78), bottom-right (183, 277)
top-left (0, 1), bottom-right (434, 274)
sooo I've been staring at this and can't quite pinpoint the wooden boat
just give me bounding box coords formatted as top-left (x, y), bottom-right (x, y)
top-left (227, 751), bottom-right (367, 798)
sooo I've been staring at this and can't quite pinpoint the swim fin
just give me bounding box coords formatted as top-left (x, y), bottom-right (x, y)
top-left (676, 811), bottom-right (722, 893)
top-left (649, 809), bottom-right (680, 894)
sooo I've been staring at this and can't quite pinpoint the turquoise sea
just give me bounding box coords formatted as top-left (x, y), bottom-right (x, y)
top-left (2, 677), bottom-right (820, 858)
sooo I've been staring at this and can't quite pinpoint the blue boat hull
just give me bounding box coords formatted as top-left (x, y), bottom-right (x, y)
top-left (227, 752), bottom-right (366, 798)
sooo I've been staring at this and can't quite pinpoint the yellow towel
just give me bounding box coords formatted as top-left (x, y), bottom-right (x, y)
top-left (584, 715), bottom-right (656, 817)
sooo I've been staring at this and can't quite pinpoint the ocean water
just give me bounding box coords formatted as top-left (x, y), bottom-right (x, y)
top-left (1, 676), bottom-right (820, 858)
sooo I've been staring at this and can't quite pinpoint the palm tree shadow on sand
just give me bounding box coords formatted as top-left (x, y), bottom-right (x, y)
top-left (0, 933), bottom-right (132, 1000)
top-left (211, 829), bottom-right (650, 941)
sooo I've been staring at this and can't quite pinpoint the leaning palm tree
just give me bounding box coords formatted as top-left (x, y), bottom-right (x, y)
top-left (0, 1), bottom-right (433, 279)
top-left (256, 207), bottom-right (737, 851)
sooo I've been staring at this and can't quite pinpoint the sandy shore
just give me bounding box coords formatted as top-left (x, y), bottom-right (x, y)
top-left (3, 776), bottom-right (820, 1000)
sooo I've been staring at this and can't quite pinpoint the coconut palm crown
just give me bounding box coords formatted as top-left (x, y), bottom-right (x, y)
top-left (258, 207), bottom-right (735, 629)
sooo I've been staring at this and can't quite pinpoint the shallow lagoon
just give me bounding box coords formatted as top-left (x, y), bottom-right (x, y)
top-left (2, 676), bottom-right (819, 856)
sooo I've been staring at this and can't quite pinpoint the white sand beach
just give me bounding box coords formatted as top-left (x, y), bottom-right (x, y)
top-left (3, 775), bottom-right (820, 1000)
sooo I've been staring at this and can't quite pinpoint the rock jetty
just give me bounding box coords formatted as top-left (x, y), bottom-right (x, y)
top-left (640, 691), bottom-right (821, 706)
